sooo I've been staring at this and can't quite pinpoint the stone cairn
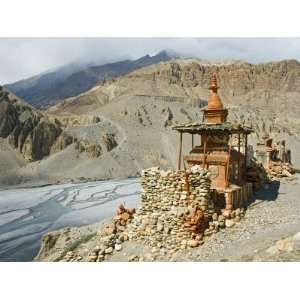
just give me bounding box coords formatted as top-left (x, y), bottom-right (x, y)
top-left (86, 204), bottom-right (135, 262)
top-left (126, 166), bottom-right (214, 251)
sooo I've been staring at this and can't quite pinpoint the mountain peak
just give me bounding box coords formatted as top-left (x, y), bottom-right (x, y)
top-left (155, 49), bottom-right (179, 60)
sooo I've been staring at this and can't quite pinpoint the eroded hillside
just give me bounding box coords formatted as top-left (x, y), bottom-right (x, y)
top-left (1, 58), bottom-right (300, 185)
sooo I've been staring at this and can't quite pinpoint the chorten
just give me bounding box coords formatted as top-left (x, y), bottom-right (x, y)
top-left (202, 73), bottom-right (228, 124)
top-left (173, 73), bottom-right (254, 212)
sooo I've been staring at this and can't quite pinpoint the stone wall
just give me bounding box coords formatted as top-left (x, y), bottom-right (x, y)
top-left (127, 166), bottom-right (214, 251)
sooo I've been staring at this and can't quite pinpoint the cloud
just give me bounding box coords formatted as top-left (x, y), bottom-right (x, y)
top-left (0, 38), bottom-right (300, 84)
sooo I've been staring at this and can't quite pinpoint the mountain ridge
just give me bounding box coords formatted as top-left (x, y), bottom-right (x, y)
top-left (5, 50), bottom-right (176, 109)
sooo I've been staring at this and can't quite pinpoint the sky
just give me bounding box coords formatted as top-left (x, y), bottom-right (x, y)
top-left (1, 38), bottom-right (300, 84)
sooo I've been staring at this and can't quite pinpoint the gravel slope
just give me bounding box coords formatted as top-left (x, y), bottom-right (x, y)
top-left (174, 176), bottom-right (300, 261)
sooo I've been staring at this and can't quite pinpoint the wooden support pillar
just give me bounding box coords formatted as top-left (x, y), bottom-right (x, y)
top-left (202, 133), bottom-right (207, 168)
top-left (244, 134), bottom-right (248, 168)
top-left (226, 144), bottom-right (231, 188)
top-left (237, 133), bottom-right (241, 182)
top-left (191, 134), bottom-right (194, 148)
top-left (178, 132), bottom-right (183, 170)
top-left (225, 191), bottom-right (233, 211)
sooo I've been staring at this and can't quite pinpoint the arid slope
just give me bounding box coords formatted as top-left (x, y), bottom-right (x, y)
top-left (2, 58), bottom-right (300, 185)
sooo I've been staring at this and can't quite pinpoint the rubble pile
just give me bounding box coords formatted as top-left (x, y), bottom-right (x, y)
top-left (267, 162), bottom-right (296, 179)
top-left (126, 166), bottom-right (216, 252)
top-left (84, 204), bottom-right (135, 262)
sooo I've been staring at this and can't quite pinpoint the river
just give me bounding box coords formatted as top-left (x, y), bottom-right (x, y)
top-left (0, 178), bottom-right (141, 262)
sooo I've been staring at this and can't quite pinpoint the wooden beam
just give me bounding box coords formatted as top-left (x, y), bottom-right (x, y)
top-left (178, 132), bottom-right (183, 170)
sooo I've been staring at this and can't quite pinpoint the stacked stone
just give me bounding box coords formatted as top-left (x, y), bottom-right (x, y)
top-left (62, 251), bottom-right (82, 262)
top-left (126, 166), bottom-right (212, 252)
top-left (86, 218), bottom-right (131, 262)
top-left (187, 165), bottom-right (212, 211)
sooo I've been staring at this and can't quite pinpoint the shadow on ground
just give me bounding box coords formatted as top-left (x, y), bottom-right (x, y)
top-left (253, 180), bottom-right (281, 202)
top-left (244, 180), bottom-right (281, 210)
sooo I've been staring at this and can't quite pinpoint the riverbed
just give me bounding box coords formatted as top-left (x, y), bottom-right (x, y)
top-left (0, 178), bottom-right (141, 262)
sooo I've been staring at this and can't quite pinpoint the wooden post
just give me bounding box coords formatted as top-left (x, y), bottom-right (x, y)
top-left (226, 144), bottom-right (232, 188)
top-left (203, 133), bottom-right (207, 168)
top-left (244, 134), bottom-right (248, 168)
top-left (237, 133), bottom-right (241, 182)
top-left (191, 134), bottom-right (194, 148)
top-left (225, 192), bottom-right (233, 211)
top-left (178, 132), bottom-right (183, 170)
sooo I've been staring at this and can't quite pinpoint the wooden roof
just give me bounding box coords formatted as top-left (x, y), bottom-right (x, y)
top-left (172, 122), bottom-right (253, 135)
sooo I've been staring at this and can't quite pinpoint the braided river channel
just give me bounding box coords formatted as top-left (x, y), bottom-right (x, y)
top-left (0, 178), bottom-right (141, 261)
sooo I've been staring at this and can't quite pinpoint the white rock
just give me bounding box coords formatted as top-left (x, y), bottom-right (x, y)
top-left (225, 219), bottom-right (235, 228)
top-left (187, 240), bottom-right (199, 248)
top-left (181, 240), bottom-right (187, 246)
top-left (191, 165), bottom-right (202, 174)
top-left (266, 245), bottom-right (280, 255)
top-left (222, 210), bottom-right (231, 218)
top-left (293, 232), bottom-right (300, 242)
top-left (115, 244), bottom-right (122, 251)
top-left (105, 247), bottom-right (113, 254)
top-left (160, 249), bottom-right (167, 256)
top-left (156, 222), bottom-right (164, 232)
top-left (276, 238), bottom-right (294, 252)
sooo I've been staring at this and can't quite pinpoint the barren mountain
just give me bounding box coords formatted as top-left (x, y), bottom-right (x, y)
top-left (49, 58), bottom-right (300, 130)
top-left (5, 51), bottom-right (175, 109)
top-left (1, 58), bottom-right (300, 185)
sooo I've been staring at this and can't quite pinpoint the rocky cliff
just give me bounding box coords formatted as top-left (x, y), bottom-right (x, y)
top-left (0, 86), bottom-right (63, 161)
top-left (0, 85), bottom-right (124, 184)
top-left (50, 58), bottom-right (300, 112)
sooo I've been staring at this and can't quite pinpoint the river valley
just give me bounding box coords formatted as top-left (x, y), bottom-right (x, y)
top-left (0, 178), bottom-right (141, 261)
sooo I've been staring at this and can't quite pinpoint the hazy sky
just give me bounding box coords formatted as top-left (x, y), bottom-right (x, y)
top-left (1, 38), bottom-right (300, 84)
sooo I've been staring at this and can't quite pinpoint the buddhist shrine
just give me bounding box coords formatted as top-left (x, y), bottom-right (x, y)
top-left (173, 74), bottom-right (253, 212)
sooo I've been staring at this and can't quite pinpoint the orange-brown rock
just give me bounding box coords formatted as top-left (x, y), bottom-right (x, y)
top-left (114, 204), bottom-right (135, 227)
top-left (184, 208), bottom-right (206, 234)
